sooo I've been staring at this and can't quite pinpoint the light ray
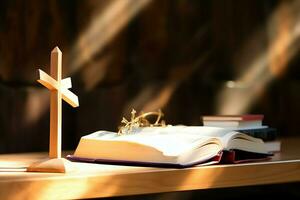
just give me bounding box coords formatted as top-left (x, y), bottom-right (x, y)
top-left (217, 0), bottom-right (300, 114)
top-left (69, 0), bottom-right (151, 74)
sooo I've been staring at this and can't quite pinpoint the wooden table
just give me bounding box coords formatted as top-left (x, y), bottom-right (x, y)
top-left (0, 137), bottom-right (299, 200)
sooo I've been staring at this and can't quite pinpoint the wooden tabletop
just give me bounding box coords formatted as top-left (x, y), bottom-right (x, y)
top-left (0, 137), bottom-right (300, 200)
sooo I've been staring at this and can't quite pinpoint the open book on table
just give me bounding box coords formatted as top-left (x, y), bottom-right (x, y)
top-left (67, 126), bottom-right (273, 168)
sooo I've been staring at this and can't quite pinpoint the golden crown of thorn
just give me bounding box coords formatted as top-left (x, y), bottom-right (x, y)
top-left (118, 109), bottom-right (166, 135)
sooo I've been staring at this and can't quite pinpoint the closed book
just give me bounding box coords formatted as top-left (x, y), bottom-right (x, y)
top-left (202, 115), bottom-right (264, 121)
top-left (264, 140), bottom-right (281, 153)
top-left (203, 120), bottom-right (263, 128)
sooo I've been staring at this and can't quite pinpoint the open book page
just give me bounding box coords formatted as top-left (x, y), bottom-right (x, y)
top-left (122, 126), bottom-right (269, 155)
top-left (82, 126), bottom-right (230, 156)
top-left (73, 125), bottom-right (271, 166)
top-left (178, 126), bottom-right (268, 154)
top-left (77, 126), bottom-right (228, 165)
top-left (220, 131), bottom-right (267, 153)
top-left (152, 126), bottom-right (268, 155)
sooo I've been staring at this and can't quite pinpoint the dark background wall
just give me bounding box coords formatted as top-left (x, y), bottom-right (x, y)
top-left (0, 0), bottom-right (299, 154)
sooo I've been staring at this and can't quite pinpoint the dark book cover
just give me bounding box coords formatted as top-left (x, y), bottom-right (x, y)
top-left (237, 127), bottom-right (278, 141)
top-left (66, 150), bottom-right (272, 168)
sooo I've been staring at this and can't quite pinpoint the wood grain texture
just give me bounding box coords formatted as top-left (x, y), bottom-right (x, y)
top-left (0, 137), bottom-right (299, 199)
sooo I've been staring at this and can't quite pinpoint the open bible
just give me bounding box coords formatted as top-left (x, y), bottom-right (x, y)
top-left (67, 126), bottom-right (272, 168)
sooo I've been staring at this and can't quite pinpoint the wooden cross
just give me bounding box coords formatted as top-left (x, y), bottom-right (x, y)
top-left (38, 47), bottom-right (79, 159)
top-left (27, 47), bottom-right (79, 173)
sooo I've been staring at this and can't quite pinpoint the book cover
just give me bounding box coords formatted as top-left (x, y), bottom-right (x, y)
top-left (237, 127), bottom-right (278, 141)
top-left (67, 152), bottom-right (223, 168)
top-left (67, 150), bottom-right (271, 168)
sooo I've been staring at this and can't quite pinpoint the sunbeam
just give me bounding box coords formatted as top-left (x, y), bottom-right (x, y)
top-left (68, 0), bottom-right (151, 74)
top-left (217, 0), bottom-right (300, 114)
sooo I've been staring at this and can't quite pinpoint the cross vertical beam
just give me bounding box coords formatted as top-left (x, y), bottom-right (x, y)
top-left (50, 47), bottom-right (62, 159)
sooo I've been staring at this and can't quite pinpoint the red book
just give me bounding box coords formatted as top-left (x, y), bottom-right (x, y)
top-left (202, 114), bottom-right (264, 121)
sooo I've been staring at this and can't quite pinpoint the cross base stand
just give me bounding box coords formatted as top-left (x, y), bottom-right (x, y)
top-left (27, 158), bottom-right (75, 173)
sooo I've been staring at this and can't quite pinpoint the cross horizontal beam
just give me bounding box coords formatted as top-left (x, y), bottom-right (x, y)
top-left (38, 69), bottom-right (79, 107)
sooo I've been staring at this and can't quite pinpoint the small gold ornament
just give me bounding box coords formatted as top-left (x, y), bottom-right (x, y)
top-left (118, 109), bottom-right (166, 135)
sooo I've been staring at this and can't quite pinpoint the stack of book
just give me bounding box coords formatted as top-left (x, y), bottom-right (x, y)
top-left (202, 114), bottom-right (280, 153)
